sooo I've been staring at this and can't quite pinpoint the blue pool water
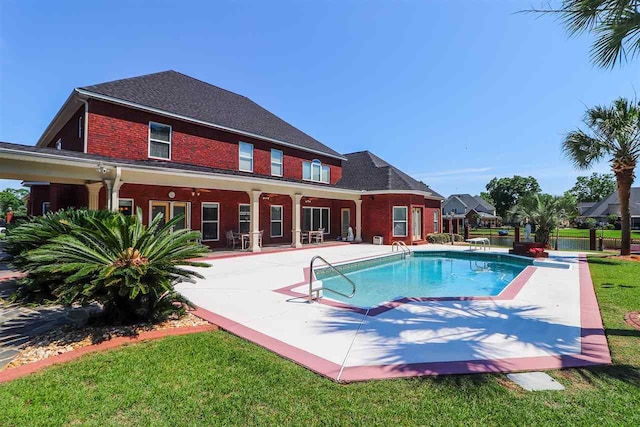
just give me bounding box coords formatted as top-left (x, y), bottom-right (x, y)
top-left (317, 252), bottom-right (530, 308)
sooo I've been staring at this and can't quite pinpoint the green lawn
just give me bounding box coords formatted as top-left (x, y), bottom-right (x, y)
top-left (470, 228), bottom-right (640, 239)
top-left (0, 258), bottom-right (638, 426)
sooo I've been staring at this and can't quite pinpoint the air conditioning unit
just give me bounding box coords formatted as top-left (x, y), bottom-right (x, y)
top-left (373, 236), bottom-right (383, 245)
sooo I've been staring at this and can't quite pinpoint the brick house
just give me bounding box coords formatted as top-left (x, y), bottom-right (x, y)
top-left (0, 71), bottom-right (443, 250)
top-left (442, 194), bottom-right (499, 234)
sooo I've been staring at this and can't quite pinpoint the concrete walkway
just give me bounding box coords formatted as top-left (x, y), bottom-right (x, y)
top-left (178, 244), bottom-right (611, 382)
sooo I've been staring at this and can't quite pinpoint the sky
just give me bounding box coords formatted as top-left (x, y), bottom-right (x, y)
top-left (0, 0), bottom-right (638, 196)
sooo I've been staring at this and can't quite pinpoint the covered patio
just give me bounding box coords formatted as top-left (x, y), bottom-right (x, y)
top-left (0, 142), bottom-right (364, 252)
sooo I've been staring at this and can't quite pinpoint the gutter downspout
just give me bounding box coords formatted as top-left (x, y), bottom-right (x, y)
top-left (81, 98), bottom-right (89, 153)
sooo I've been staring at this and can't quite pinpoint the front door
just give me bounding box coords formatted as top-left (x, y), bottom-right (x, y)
top-left (412, 207), bottom-right (422, 241)
top-left (151, 201), bottom-right (170, 226)
top-left (341, 208), bottom-right (351, 238)
top-left (150, 201), bottom-right (190, 230)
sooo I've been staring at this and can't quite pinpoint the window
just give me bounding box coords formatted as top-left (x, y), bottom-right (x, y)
top-left (119, 199), bottom-right (134, 216)
top-left (239, 142), bottom-right (254, 172)
top-left (78, 116), bottom-right (83, 139)
top-left (433, 210), bottom-right (439, 233)
top-left (270, 205), bottom-right (283, 237)
top-left (393, 206), bottom-right (408, 237)
top-left (149, 122), bottom-right (171, 160)
top-left (302, 207), bottom-right (330, 233)
top-left (42, 201), bottom-right (51, 215)
top-left (271, 149), bottom-right (283, 176)
top-left (201, 203), bottom-right (220, 241)
top-left (239, 204), bottom-right (251, 233)
top-left (302, 160), bottom-right (330, 183)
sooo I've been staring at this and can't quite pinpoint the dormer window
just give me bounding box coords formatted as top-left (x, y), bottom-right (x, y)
top-left (148, 122), bottom-right (172, 160)
top-left (303, 159), bottom-right (330, 184)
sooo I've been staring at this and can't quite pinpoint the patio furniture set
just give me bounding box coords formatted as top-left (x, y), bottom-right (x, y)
top-left (225, 229), bottom-right (325, 250)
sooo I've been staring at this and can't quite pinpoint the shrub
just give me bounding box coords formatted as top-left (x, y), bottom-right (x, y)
top-left (427, 233), bottom-right (464, 244)
top-left (8, 208), bottom-right (210, 323)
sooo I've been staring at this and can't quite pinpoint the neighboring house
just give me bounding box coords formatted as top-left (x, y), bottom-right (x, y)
top-left (442, 194), bottom-right (499, 234)
top-left (577, 202), bottom-right (596, 216)
top-left (0, 71), bottom-right (443, 249)
top-left (581, 188), bottom-right (640, 229)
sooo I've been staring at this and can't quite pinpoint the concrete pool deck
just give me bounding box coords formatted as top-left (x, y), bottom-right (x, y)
top-left (177, 244), bottom-right (611, 382)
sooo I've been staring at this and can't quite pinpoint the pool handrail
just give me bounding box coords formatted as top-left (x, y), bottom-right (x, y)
top-left (309, 255), bottom-right (357, 302)
top-left (391, 241), bottom-right (411, 258)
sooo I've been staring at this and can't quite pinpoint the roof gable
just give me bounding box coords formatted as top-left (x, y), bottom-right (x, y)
top-left (337, 151), bottom-right (443, 197)
top-left (79, 71), bottom-right (343, 159)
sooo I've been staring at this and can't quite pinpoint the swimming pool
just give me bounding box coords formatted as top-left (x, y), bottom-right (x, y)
top-left (315, 251), bottom-right (532, 308)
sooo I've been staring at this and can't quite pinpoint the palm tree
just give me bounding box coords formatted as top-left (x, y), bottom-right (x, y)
top-left (563, 97), bottom-right (640, 255)
top-left (511, 194), bottom-right (560, 248)
top-left (527, 1), bottom-right (640, 68)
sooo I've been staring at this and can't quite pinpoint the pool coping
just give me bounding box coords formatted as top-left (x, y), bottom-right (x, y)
top-left (192, 254), bottom-right (611, 382)
top-left (273, 251), bottom-right (538, 317)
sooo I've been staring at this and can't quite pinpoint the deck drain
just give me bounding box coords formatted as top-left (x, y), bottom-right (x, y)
top-left (506, 372), bottom-right (565, 391)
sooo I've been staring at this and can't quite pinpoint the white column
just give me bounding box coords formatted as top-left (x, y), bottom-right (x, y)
top-left (249, 190), bottom-right (262, 253)
top-left (291, 193), bottom-right (303, 248)
top-left (85, 182), bottom-right (103, 210)
top-left (103, 180), bottom-right (122, 212)
top-left (355, 199), bottom-right (362, 243)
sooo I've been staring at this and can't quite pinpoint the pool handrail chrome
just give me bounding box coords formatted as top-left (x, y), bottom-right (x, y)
top-left (308, 255), bottom-right (357, 302)
top-left (391, 241), bottom-right (411, 258)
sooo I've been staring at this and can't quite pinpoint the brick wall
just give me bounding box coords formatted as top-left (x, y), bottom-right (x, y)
top-left (28, 184), bottom-right (88, 215)
top-left (361, 194), bottom-right (442, 245)
top-left (45, 106), bottom-right (85, 152)
top-left (86, 100), bottom-right (342, 184)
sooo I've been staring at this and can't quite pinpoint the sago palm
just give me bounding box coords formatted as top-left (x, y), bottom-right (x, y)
top-left (20, 209), bottom-right (210, 322)
top-left (563, 97), bottom-right (640, 255)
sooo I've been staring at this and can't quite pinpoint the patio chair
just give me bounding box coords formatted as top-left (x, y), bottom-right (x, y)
top-left (258, 230), bottom-right (264, 247)
top-left (312, 228), bottom-right (325, 244)
top-left (301, 231), bottom-right (309, 244)
top-left (226, 230), bottom-right (241, 249)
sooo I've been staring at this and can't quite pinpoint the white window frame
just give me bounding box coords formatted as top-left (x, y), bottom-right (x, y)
top-left (42, 201), bottom-right (51, 215)
top-left (270, 205), bottom-right (283, 237)
top-left (238, 203), bottom-right (251, 233)
top-left (303, 159), bottom-right (330, 184)
top-left (271, 149), bottom-right (283, 177)
top-left (201, 202), bottom-right (220, 242)
top-left (392, 206), bottom-right (408, 237)
top-left (118, 198), bottom-right (135, 216)
top-left (433, 210), bottom-right (439, 233)
top-left (148, 121), bottom-right (172, 160)
top-left (239, 141), bottom-right (254, 173)
top-left (302, 207), bottom-right (330, 234)
top-left (148, 200), bottom-right (191, 230)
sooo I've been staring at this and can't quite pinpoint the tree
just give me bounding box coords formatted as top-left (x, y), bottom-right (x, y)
top-left (559, 191), bottom-right (579, 221)
top-left (511, 194), bottom-right (561, 247)
top-left (0, 188), bottom-right (28, 217)
top-left (485, 176), bottom-right (541, 220)
top-left (569, 172), bottom-right (617, 202)
top-left (563, 97), bottom-right (640, 255)
top-left (478, 192), bottom-right (495, 206)
top-left (528, 1), bottom-right (640, 68)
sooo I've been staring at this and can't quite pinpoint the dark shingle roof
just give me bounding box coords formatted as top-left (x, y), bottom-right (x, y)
top-left (79, 71), bottom-right (343, 159)
top-left (448, 194), bottom-right (495, 214)
top-left (583, 188), bottom-right (640, 217)
top-left (337, 151), bottom-right (443, 197)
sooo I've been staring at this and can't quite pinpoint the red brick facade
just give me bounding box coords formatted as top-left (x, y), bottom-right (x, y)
top-left (45, 106), bottom-right (85, 152)
top-left (29, 98), bottom-right (443, 248)
top-left (362, 194), bottom-right (441, 245)
top-left (85, 100), bottom-right (342, 184)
